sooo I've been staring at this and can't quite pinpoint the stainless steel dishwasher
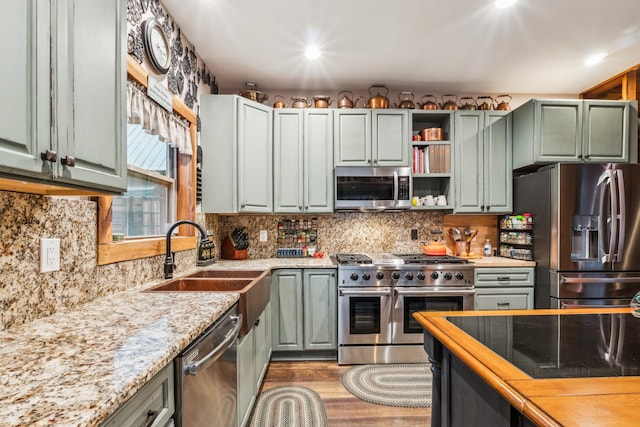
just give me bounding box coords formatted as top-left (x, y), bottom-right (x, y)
top-left (174, 304), bottom-right (242, 427)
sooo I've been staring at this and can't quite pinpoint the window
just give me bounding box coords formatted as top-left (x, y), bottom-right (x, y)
top-left (112, 123), bottom-right (177, 238)
top-left (96, 59), bottom-right (197, 265)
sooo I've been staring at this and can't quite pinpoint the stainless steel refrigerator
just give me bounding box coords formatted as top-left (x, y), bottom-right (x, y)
top-left (514, 163), bottom-right (640, 308)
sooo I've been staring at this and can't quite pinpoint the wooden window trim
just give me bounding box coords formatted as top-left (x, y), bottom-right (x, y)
top-left (96, 57), bottom-right (198, 265)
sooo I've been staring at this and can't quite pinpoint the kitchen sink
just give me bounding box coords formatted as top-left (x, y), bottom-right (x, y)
top-left (146, 270), bottom-right (271, 336)
top-left (184, 269), bottom-right (264, 279)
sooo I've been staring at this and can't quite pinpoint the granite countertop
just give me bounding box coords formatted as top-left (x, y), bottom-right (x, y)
top-left (415, 308), bottom-right (640, 426)
top-left (0, 257), bottom-right (334, 426)
top-left (470, 256), bottom-right (535, 268)
top-left (0, 289), bottom-right (238, 426)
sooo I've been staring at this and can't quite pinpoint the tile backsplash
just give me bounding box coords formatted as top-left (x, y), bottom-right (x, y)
top-left (0, 188), bottom-right (498, 331)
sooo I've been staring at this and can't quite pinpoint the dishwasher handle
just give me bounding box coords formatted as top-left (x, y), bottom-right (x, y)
top-left (185, 314), bottom-right (242, 376)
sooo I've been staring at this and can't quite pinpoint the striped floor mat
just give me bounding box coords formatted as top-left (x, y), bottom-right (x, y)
top-left (249, 385), bottom-right (328, 427)
top-left (341, 364), bottom-right (432, 407)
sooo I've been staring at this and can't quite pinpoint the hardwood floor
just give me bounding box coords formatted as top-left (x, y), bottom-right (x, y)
top-left (258, 361), bottom-right (432, 426)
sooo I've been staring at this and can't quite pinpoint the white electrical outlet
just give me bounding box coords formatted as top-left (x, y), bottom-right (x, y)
top-left (259, 230), bottom-right (268, 242)
top-left (40, 238), bottom-right (60, 273)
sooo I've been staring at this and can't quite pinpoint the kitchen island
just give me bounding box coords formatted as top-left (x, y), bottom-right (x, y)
top-left (414, 308), bottom-right (640, 427)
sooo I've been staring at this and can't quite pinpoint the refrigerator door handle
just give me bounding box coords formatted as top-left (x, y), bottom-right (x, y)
top-left (614, 169), bottom-right (625, 262)
top-left (597, 170), bottom-right (615, 263)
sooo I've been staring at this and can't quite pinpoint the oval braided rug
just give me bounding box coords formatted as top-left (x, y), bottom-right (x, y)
top-left (249, 385), bottom-right (328, 427)
top-left (341, 364), bottom-right (432, 407)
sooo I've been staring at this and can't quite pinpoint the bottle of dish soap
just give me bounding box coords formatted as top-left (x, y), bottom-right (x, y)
top-left (483, 239), bottom-right (492, 257)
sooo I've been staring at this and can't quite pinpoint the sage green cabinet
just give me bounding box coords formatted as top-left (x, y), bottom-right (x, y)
top-left (474, 267), bottom-right (534, 310)
top-left (273, 109), bottom-right (333, 213)
top-left (271, 268), bottom-right (337, 353)
top-left (201, 95), bottom-right (273, 213)
top-left (100, 363), bottom-right (174, 427)
top-left (0, 0), bottom-right (127, 193)
top-left (237, 303), bottom-right (271, 427)
top-left (512, 99), bottom-right (638, 169)
top-left (334, 109), bottom-right (409, 166)
top-left (454, 111), bottom-right (511, 214)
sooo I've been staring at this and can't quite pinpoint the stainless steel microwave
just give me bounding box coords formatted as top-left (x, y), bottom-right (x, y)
top-left (334, 166), bottom-right (412, 211)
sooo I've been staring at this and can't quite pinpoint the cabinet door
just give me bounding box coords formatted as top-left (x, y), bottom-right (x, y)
top-left (273, 110), bottom-right (304, 213)
top-left (484, 112), bottom-right (512, 213)
top-left (372, 110), bottom-right (409, 166)
top-left (304, 110), bottom-right (334, 213)
top-left (454, 111), bottom-right (484, 213)
top-left (582, 100), bottom-right (629, 162)
top-left (271, 269), bottom-right (303, 351)
top-left (334, 110), bottom-right (371, 166)
top-left (238, 98), bottom-right (273, 212)
top-left (475, 288), bottom-right (534, 310)
top-left (303, 269), bottom-right (337, 350)
top-left (54, 0), bottom-right (127, 192)
top-left (535, 100), bottom-right (582, 161)
top-left (0, 1), bottom-right (52, 179)
top-left (253, 304), bottom-right (271, 390)
top-left (237, 329), bottom-right (256, 427)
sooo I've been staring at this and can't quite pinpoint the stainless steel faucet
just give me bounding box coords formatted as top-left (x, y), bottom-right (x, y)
top-left (164, 220), bottom-right (215, 279)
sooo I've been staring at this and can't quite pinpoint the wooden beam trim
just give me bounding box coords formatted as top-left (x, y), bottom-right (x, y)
top-left (580, 63), bottom-right (640, 99)
top-left (97, 236), bottom-right (196, 265)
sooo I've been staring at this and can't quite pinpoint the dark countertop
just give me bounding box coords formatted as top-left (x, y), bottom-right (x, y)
top-left (415, 308), bottom-right (640, 427)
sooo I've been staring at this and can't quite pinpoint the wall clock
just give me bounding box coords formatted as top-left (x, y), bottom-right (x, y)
top-left (142, 18), bottom-right (171, 74)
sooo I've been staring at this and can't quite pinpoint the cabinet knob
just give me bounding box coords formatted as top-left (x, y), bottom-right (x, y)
top-left (40, 150), bottom-right (57, 163)
top-left (578, 154), bottom-right (583, 159)
top-left (61, 156), bottom-right (75, 167)
top-left (486, 205), bottom-right (490, 211)
top-left (304, 205), bottom-right (309, 210)
top-left (584, 155), bottom-right (590, 160)
top-left (373, 159), bottom-right (378, 164)
top-left (480, 205), bottom-right (484, 211)
top-left (298, 206), bottom-right (303, 210)
top-left (240, 202), bottom-right (246, 208)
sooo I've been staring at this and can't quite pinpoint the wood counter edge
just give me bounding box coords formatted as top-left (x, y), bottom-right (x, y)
top-left (413, 308), bottom-right (634, 427)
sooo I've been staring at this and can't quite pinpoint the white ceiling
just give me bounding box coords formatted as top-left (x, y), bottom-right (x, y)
top-left (162, 0), bottom-right (640, 96)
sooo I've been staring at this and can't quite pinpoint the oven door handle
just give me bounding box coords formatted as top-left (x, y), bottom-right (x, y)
top-left (394, 288), bottom-right (475, 296)
top-left (184, 314), bottom-right (242, 376)
top-left (561, 276), bottom-right (640, 284)
top-left (339, 289), bottom-right (392, 297)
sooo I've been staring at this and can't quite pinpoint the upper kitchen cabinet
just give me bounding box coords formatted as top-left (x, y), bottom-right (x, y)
top-left (454, 111), bottom-right (512, 214)
top-left (274, 109), bottom-right (333, 214)
top-left (0, 0), bottom-right (127, 194)
top-left (200, 95), bottom-right (273, 213)
top-left (512, 99), bottom-right (638, 170)
top-left (334, 109), bottom-right (409, 167)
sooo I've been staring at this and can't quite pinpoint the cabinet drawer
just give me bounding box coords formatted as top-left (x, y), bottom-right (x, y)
top-left (475, 287), bottom-right (533, 310)
top-left (474, 267), bottom-right (534, 287)
top-left (101, 363), bottom-right (174, 427)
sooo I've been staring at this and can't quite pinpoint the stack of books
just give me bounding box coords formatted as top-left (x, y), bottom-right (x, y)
top-left (412, 145), bottom-right (451, 174)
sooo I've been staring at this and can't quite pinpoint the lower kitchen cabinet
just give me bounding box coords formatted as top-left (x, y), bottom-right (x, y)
top-left (100, 363), bottom-right (174, 427)
top-left (237, 303), bottom-right (271, 427)
top-left (474, 267), bottom-right (534, 310)
top-left (271, 269), bottom-right (337, 357)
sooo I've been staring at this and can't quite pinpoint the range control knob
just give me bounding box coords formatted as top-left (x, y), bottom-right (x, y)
top-left (443, 272), bottom-right (453, 280)
top-left (455, 272), bottom-right (464, 281)
top-left (362, 273), bottom-right (371, 281)
top-left (391, 271), bottom-right (400, 280)
top-left (430, 271), bottom-right (439, 280)
top-left (405, 272), bottom-right (414, 280)
top-left (350, 273), bottom-right (359, 281)
top-left (417, 272), bottom-right (426, 280)
top-left (376, 272), bottom-right (384, 280)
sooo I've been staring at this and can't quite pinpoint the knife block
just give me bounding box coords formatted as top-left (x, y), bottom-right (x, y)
top-left (221, 235), bottom-right (247, 260)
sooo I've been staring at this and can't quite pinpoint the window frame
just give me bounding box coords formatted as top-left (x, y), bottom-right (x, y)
top-left (96, 57), bottom-right (197, 265)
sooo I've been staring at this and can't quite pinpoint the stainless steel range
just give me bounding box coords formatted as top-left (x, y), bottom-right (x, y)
top-left (335, 252), bottom-right (475, 365)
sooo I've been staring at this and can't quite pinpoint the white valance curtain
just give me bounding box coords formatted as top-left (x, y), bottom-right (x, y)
top-left (126, 81), bottom-right (192, 156)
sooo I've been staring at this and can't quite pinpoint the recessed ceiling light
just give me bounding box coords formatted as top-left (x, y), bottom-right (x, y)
top-left (584, 53), bottom-right (607, 66)
top-left (495, 0), bottom-right (517, 8)
top-left (305, 45), bottom-right (321, 60)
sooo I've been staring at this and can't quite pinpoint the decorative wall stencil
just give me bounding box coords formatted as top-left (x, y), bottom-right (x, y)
top-left (127, 0), bottom-right (218, 125)
top-left (127, 29), bottom-right (144, 64)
